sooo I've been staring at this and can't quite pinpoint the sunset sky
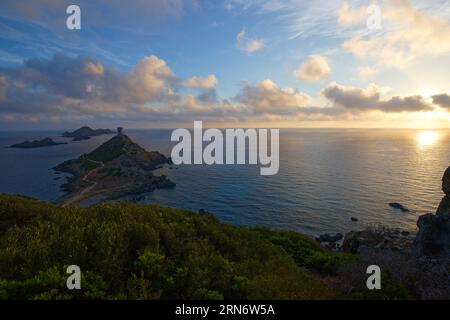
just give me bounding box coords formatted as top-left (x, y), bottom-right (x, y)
top-left (0, 0), bottom-right (450, 129)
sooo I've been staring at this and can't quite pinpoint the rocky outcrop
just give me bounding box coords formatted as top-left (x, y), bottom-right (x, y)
top-left (413, 166), bottom-right (450, 259)
top-left (389, 202), bottom-right (410, 212)
top-left (316, 233), bottom-right (343, 243)
top-left (342, 227), bottom-right (415, 254)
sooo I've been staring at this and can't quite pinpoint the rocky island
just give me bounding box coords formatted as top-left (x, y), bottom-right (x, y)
top-left (55, 127), bottom-right (174, 207)
top-left (10, 137), bottom-right (67, 149)
top-left (62, 126), bottom-right (114, 141)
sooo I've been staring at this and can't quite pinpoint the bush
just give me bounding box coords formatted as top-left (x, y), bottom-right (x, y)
top-left (0, 194), bottom-right (333, 300)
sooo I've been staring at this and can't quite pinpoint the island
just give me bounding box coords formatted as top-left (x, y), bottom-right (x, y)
top-left (55, 127), bottom-right (174, 207)
top-left (10, 137), bottom-right (67, 149)
top-left (62, 126), bottom-right (114, 141)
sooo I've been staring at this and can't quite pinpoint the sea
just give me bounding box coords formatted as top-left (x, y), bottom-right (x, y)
top-left (0, 128), bottom-right (448, 237)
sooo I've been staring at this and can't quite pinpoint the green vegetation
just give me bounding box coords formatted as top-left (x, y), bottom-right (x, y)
top-left (87, 135), bottom-right (128, 162)
top-left (98, 167), bottom-right (123, 177)
top-left (79, 158), bottom-right (101, 171)
top-left (56, 157), bottom-right (100, 172)
top-left (0, 194), bottom-right (341, 300)
top-left (254, 228), bottom-right (353, 274)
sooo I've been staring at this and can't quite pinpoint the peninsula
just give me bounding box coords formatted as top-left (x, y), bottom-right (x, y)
top-left (62, 126), bottom-right (113, 141)
top-left (55, 127), bottom-right (174, 207)
top-left (10, 137), bottom-right (67, 149)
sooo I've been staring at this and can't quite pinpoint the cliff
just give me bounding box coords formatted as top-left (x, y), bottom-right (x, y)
top-left (413, 167), bottom-right (450, 259)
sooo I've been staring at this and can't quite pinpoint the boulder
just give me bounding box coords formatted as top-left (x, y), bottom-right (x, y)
top-left (413, 213), bottom-right (450, 258)
top-left (442, 166), bottom-right (450, 196)
top-left (413, 166), bottom-right (450, 259)
top-left (342, 228), bottom-right (414, 254)
top-left (389, 202), bottom-right (410, 212)
top-left (315, 233), bottom-right (343, 243)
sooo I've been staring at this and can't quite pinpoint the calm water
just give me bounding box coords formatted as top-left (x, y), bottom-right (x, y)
top-left (0, 129), bottom-right (448, 236)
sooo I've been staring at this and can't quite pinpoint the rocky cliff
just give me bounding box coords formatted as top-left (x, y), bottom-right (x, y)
top-left (413, 167), bottom-right (450, 259)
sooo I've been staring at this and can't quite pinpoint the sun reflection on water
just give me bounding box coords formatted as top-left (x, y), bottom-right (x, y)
top-left (416, 130), bottom-right (440, 148)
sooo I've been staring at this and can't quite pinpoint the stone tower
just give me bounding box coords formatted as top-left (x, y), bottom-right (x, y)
top-left (117, 127), bottom-right (123, 135)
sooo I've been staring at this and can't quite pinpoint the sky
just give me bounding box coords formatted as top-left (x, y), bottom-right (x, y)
top-left (0, 0), bottom-right (450, 129)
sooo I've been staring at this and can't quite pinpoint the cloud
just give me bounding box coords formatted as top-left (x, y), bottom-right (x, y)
top-left (235, 79), bottom-right (312, 115)
top-left (121, 55), bottom-right (176, 103)
top-left (84, 62), bottom-right (105, 76)
top-left (183, 75), bottom-right (218, 89)
top-left (0, 53), bottom-right (445, 126)
top-left (296, 55), bottom-right (331, 82)
top-left (321, 82), bottom-right (434, 113)
top-left (432, 94), bottom-right (450, 109)
top-left (341, 0), bottom-right (450, 68)
top-left (337, 2), bottom-right (367, 26)
top-left (0, 54), bottom-right (214, 120)
top-left (236, 28), bottom-right (264, 53)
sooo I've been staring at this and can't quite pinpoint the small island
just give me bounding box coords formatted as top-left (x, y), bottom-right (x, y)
top-left (10, 137), bottom-right (67, 149)
top-left (55, 127), bottom-right (174, 207)
top-left (62, 126), bottom-right (114, 141)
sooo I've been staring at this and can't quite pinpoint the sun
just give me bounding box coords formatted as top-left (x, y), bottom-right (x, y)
top-left (416, 130), bottom-right (440, 147)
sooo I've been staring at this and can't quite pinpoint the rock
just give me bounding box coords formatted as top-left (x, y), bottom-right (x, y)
top-left (436, 196), bottom-right (450, 215)
top-left (401, 231), bottom-right (410, 236)
top-left (413, 166), bottom-right (450, 259)
top-left (343, 227), bottom-right (414, 254)
top-left (351, 217), bottom-right (358, 222)
top-left (414, 213), bottom-right (450, 258)
top-left (389, 202), bottom-right (410, 212)
top-left (315, 233), bottom-right (343, 243)
top-left (324, 242), bottom-right (341, 251)
top-left (442, 166), bottom-right (450, 195)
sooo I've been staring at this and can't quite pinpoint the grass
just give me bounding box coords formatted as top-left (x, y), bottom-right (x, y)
top-left (98, 167), bottom-right (123, 177)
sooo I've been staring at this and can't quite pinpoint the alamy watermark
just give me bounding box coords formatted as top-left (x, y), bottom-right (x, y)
top-left (66, 265), bottom-right (81, 290)
top-left (366, 265), bottom-right (381, 290)
top-left (66, 5), bottom-right (81, 30)
top-left (171, 121), bottom-right (279, 176)
top-left (367, 3), bottom-right (382, 30)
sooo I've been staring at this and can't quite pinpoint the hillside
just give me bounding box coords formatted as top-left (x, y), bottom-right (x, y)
top-left (54, 132), bottom-right (174, 206)
top-left (62, 126), bottom-right (113, 141)
top-left (0, 194), bottom-right (340, 300)
top-left (0, 194), bottom-right (443, 299)
top-left (86, 133), bottom-right (170, 168)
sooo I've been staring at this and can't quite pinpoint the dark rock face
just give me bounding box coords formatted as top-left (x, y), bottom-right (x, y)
top-left (414, 213), bottom-right (450, 257)
top-left (442, 167), bottom-right (450, 196)
top-left (413, 166), bottom-right (450, 259)
top-left (342, 228), bottom-right (414, 254)
top-left (316, 233), bottom-right (343, 243)
top-left (437, 195), bottom-right (450, 216)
